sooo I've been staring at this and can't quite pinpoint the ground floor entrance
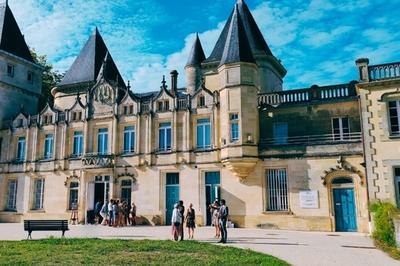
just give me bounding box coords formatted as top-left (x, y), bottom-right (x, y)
top-left (333, 187), bottom-right (357, 232)
top-left (165, 173), bottom-right (179, 225)
top-left (205, 172), bottom-right (220, 226)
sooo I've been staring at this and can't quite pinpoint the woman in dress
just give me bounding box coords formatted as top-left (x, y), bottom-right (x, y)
top-left (186, 203), bottom-right (196, 239)
top-left (130, 202), bottom-right (137, 226)
top-left (171, 203), bottom-right (182, 241)
top-left (211, 200), bottom-right (220, 238)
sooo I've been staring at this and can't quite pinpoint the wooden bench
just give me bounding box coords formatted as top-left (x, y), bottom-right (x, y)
top-left (24, 220), bottom-right (69, 239)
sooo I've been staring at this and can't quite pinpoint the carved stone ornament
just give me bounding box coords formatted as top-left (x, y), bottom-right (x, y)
top-left (321, 156), bottom-right (365, 186)
top-left (64, 171), bottom-right (80, 187)
top-left (222, 158), bottom-right (258, 182)
top-left (94, 83), bottom-right (113, 106)
top-left (114, 168), bottom-right (137, 184)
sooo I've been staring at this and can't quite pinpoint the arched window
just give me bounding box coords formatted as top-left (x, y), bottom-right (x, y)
top-left (332, 177), bottom-right (353, 185)
top-left (121, 180), bottom-right (132, 205)
top-left (69, 182), bottom-right (79, 210)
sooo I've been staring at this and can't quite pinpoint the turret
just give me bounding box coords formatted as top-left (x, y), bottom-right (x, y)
top-left (185, 33), bottom-right (206, 95)
top-left (0, 1), bottom-right (43, 125)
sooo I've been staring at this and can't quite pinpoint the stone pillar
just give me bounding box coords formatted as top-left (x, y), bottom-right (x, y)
top-left (355, 58), bottom-right (370, 82)
top-left (17, 175), bottom-right (31, 213)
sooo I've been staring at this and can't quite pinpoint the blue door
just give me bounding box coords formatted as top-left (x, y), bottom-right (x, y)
top-left (205, 172), bottom-right (221, 226)
top-left (333, 188), bottom-right (357, 232)
top-left (165, 173), bottom-right (179, 225)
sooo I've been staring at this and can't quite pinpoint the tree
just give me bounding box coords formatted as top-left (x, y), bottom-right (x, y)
top-left (30, 49), bottom-right (64, 110)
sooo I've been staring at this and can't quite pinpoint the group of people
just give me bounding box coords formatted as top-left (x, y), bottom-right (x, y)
top-left (170, 199), bottom-right (229, 244)
top-left (171, 201), bottom-right (196, 241)
top-left (95, 199), bottom-right (137, 227)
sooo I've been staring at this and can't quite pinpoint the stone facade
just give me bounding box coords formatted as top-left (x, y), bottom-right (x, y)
top-left (0, 0), bottom-right (399, 234)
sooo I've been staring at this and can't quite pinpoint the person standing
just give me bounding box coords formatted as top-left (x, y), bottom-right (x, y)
top-left (100, 200), bottom-right (109, 225)
top-left (171, 203), bottom-right (182, 241)
top-left (108, 200), bottom-right (114, 227)
top-left (218, 199), bottom-right (229, 244)
top-left (178, 200), bottom-right (185, 241)
top-left (130, 202), bottom-right (137, 226)
top-left (210, 200), bottom-right (220, 238)
top-left (186, 203), bottom-right (196, 239)
top-left (94, 200), bottom-right (102, 224)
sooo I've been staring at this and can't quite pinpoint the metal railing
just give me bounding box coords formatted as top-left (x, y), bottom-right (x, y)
top-left (369, 62), bottom-right (400, 81)
top-left (81, 153), bottom-right (114, 168)
top-left (260, 132), bottom-right (362, 146)
top-left (258, 83), bottom-right (356, 107)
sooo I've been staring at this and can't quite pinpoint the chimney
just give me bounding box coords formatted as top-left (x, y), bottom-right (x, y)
top-left (355, 58), bottom-right (370, 82)
top-left (170, 70), bottom-right (178, 96)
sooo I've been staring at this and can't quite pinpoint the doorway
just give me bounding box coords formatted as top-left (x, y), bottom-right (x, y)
top-left (205, 172), bottom-right (220, 226)
top-left (165, 173), bottom-right (180, 225)
top-left (332, 178), bottom-right (357, 232)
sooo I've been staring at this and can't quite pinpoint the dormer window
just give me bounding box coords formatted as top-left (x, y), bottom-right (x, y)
top-left (43, 114), bottom-right (53, 125)
top-left (72, 111), bottom-right (82, 122)
top-left (27, 71), bottom-right (33, 83)
top-left (198, 95), bottom-right (206, 107)
top-left (7, 64), bottom-right (14, 77)
top-left (157, 100), bottom-right (169, 112)
top-left (17, 119), bottom-right (23, 128)
top-left (123, 105), bottom-right (134, 115)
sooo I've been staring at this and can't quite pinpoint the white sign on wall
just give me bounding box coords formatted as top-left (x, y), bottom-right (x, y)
top-left (299, 190), bottom-right (319, 209)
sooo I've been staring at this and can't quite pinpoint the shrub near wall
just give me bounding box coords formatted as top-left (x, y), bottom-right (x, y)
top-left (370, 202), bottom-right (400, 259)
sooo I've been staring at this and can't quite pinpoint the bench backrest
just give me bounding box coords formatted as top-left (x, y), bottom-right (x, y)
top-left (24, 220), bottom-right (69, 231)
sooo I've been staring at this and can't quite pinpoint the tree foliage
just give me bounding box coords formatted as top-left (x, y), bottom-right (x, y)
top-left (30, 49), bottom-right (64, 110)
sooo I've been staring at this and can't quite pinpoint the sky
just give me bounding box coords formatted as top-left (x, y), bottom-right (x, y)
top-left (7, 0), bottom-right (400, 92)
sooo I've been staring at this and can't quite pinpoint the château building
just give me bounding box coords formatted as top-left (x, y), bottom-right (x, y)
top-left (1, 0), bottom-right (400, 233)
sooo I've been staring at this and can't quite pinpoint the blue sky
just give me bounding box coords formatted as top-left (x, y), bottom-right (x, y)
top-left (8, 0), bottom-right (400, 92)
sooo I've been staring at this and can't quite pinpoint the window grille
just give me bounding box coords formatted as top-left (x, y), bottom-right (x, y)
top-left (266, 169), bottom-right (288, 211)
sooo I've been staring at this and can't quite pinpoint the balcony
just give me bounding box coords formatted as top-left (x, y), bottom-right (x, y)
top-left (368, 62), bottom-right (400, 81)
top-left (81, 153), bottom-right (114, 169)
top-left (258, 83), bottom-right (357, 107)
top-left (260, 132), bottom-right (362, 147)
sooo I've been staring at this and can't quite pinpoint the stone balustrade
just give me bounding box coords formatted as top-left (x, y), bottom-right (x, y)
top-left (368, 62), bottom-right (400, 81)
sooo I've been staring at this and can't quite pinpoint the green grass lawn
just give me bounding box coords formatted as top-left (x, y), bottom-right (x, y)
top-left (0, 238), bottom-right (289, 265)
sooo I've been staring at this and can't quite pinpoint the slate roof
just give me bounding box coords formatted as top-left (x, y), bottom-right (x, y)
top-left (59, 28), bottom-right (126, 89)
top-left (205, 0), bottom-right (273, 64)
top-left (0, 2), bottom-right (35, 63)
top-left (186, 34), bottom-right (206, 67)
top-left (220, 4), bottom-right (255, 66)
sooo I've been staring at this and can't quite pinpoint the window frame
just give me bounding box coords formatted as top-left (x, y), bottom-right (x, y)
top-left (230, 113), bottom-right (240, 142)
top-left (33, 178), bottom-right (45, 210)
top-left (7, 64), bottom-right (14, 77)
top-left (68, 182), bottom-right (79, 210)
top-left (120, 179), bottom-right (132, 204)
top-left (27, 70), bottom-right (33, 83)
top-left (266, 168), bottom-right (289, 212)
top-left (16, 136), bottom-right (26, 162)
top-left (97, 128), bottom-right (109, 155)
top-left (158, 122), bottom-right (172, 151)
top-left (196, 118), bottom-right (211, 149)
top-left (123, 126), bottom-right (135, 154)
top-left (198, 95), bottom-right (206, 107)
top-left (332, 117), bottom-right (350, 141)
top-left (388, 100), bottom-right (400, 136)
top-left (273, 122), bottom-right (288, 145)
top-left (43, 134), bottom-right (54, 160)
top-left (72, 131), bottom-right (83, 157)
top-left (6, 179), bottom-right (18, 211)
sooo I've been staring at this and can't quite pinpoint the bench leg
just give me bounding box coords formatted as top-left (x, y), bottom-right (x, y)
top-left (27, 231), bottom-right (32, 240)
top-left (62, 230), bottom-right (65, 238)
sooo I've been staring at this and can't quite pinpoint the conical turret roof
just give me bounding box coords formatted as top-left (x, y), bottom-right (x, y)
top-left (59, 28), bottom-right (126, 88)
top-left (0, 2), bottom-right (35, 63)
top-left (205, 0), bottom-right (273, 64)
top-left (186, 34), bottom-right (206, 67)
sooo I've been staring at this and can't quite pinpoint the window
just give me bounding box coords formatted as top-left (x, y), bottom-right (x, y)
top-left (273, 122), bottom-right (288, 145)
top-left (166, 173), bottom-right (179, 185)
top-left (332, 117), bottom-right (350, 141)
top-left (7, 64), bottom-right (14, 77)
top-left (72, 111), bottom-right (82, 122)
top-left (69, 182), bottom-right (79, 210)
top-left (157, 100), bottom-right (169, 112)
top-left (16, 137), bottom-right (26, 161)
top-left (44, 134), bottom-right (54, 159)
top-left (123, 126), bottom-right (135, 154)
top-left (389, 101), bottom-right (400, 136)
top-left (121, 180), bottom-right (132, 204)
top-left (33, 179), bottom-right (45, 210)
top-left (97, 128), bottom-right (108, 155)
top-left (159, 122), bottom-right (172, 151)
top-left (197, 118), bottom-right (211, 149)
top-left (43, 114), bottom-right (53, 125)
top-left (230, 113), bottom-right (240, 142)
top-left (198, 95), bottom-right (206, 107)
top-left (266, 169), bottom-right (288, 211)
top-left (6, 180), bottom-right (18, 211)
top-left (123, 105), bottom-right (134, 115)
top-left (27, 71), bottom-right (33, 83)
top-left (0, 137), bottom-right (2, 161)
top-left (17, 119), bottom-right (23, 128)
top-left (73, 131), bottom-right (83, 157)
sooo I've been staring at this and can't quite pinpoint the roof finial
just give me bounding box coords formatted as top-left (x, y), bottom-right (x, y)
top-left (127, 80), bottom-right (131, 90)
top-left (161, 75), bottom-right (167, 90)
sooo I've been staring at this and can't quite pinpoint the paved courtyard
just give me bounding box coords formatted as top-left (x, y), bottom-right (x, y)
top-left (0, 223), bottom-right (397, 266)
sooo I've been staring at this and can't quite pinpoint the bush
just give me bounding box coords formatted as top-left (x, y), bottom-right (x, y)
top-left (369, 202), bottom-right (399, 247)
